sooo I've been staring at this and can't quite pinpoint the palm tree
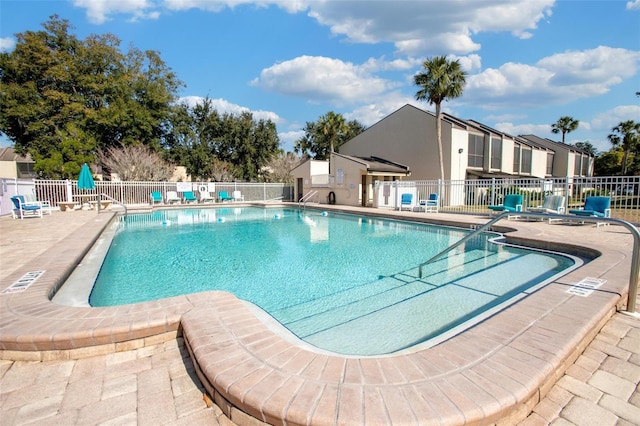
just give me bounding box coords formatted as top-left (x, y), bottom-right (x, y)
top-left (551, 116), bottom-right (579, 143)
top-left (414, 56), bottom-right (467, 182)
top-left (319, 111), bottom-right (348, 154)
top-left (608, 120), bottom-right (640, 175)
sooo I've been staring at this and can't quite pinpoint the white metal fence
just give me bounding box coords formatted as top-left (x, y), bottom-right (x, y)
top-left (2, 176), bottom-right (639, 224)
top-left (382, 176), bottom-right (640, 224)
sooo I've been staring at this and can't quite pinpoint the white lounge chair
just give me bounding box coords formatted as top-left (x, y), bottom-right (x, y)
top-left (199, 191), bottom-right (215, 203)
top-left (527, 195), bottom-right (565, 223)
top-left (233, 190), bottom-right (245, 202)
top-left (166, 191), bottom-right (181, 204)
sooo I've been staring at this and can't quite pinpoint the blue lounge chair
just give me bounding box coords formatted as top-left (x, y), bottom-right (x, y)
top-left (400, 193), bottom-right (413, 211)
top-left (218, 191), bottom-right (234, 202)
top-left (418, 193), bottom-right (439, 213)
top-left (183, 191), bottom-right (197, 204)
top-left (569, 196), bottom-right (611, 226)
top-left (11, 195), bottom-right (43, 219)
top-left (150, 191), bottom-right (163, 205)
top-left (488, 194), bottom-right (523, 219)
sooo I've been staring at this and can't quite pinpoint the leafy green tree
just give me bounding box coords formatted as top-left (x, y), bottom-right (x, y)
top-left (414, 56), bottom-right (467, 182)
top-left (294, 112), bottom-right (365, 160)
top-left (573, 141), bottom-right (598, 156)
top-left (608, 120), bottom-right (640, 175)
top-left (594, 149), bottom-right (623, 176)
top-left (551, 116), bottom-right (579, 143)
top-left (163, 98), bottom-right (279, 181)
top-left (0, 15), bottom-right (183, 178)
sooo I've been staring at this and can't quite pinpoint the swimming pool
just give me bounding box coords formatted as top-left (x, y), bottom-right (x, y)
top-left (88, 207), bottom-right (578, 355)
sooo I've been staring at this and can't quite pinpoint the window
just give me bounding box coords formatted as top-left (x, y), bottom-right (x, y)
top-left (581, 156), bottom-right (590, 175)
top-left (521, 148), bottom-right (532, 173)
top-left (574, 155), bottom-right (581, 176)
top-left (467, 134), bottom-right (484, 168)
top-left (546, 153), bottom-right (554, 175)
top-left (513, 144), bottom-right (521, 173)
top-left (491, 138), bottom-right (502, 169)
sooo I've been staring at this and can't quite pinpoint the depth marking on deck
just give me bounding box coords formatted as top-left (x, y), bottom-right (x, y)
top-left (566, 277), bottom-right (606, 297)
top-left (1, 271), bottom-right (45, 294)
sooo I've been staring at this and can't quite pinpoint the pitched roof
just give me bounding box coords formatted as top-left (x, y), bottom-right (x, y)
top-left (0, 147), bottom-right (34, 163)
top-left (333, 153), bottom-right (411, 175)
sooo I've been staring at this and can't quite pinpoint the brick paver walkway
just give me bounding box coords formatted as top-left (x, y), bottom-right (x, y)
top-left (0, 209), bottom-right (638, 425)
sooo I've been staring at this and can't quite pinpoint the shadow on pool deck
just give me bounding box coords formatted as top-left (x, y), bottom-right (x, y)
top-left (0, 205), bottom-right (638, 425)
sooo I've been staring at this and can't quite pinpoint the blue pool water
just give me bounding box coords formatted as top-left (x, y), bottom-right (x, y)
top-left (89, 207), bottom-right (577, 355)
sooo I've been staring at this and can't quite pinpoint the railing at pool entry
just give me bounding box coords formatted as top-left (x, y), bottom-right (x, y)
top-left (99, 193), bottom-right (127, 216)
top-left (298, 190), bottom-right (319, 210)
top-left (418, 211), bottom-right (640, 313)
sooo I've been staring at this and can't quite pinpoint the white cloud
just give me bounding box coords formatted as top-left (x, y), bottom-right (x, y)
top-left (627, 0), bottom-right (640, 10)
top-left (465, 47), bottom-right (640, 109)
top-left (73, 0), bottom-right (158, 24)
top-left (0, 37), bottom-right (16, 52)
top-left (163, 0), bottom-right (308, 13)
top-left (493, 122), bottom-right (559, 137)
top-left (251, 55), bottom-right (398, 105)
top-left (278, 129), bottom-right (305, 151)
top-left (590, 105), bottom-right (640, 132)
top-left (178, 96), bottom-right (282, 123)
top-left (304, 0), bottom-right (554, 55)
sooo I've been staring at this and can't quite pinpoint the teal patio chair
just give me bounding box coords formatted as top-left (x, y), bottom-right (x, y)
top-left (569, 196), bottom-right (611, 227)
top-left (418, 193), bottom-right (439, 213)
top-left (11, 195), bottom-right (43, 219)
top-left (150, 191), bottom-right (163, 205)
top-left (218, 191), bottom-right (234, 202)
top-left (400, 193), bottom-right (413, 211)
top-left (488, 194), bottom-right (523, 219)
top-left (183, 191), bottom-right (197, 204)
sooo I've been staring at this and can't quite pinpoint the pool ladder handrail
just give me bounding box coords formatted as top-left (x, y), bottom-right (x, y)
top-left (298, 190), bottom-right (319, 210)
top-left (417, 211), bottom-right (639, 313)
top-left (98, 193), bottom-right (128, 217)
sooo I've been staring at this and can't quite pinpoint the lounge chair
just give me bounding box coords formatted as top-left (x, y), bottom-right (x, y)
top-left (11, 195), bottom-right (43, 219)
top-left (569, 196), bottom-right (611, 227)
top-left (400, 193), bottom-right (413, 211)
top-left (233, 190), bottom-right (245, 202)
top-left (417, 193), bottom-right (438, 213)
top-left (527, 194), bottom-right (565, 223)
top-left (488, 194), bottom-right (523, 219)
top-left (199, 191), bottom-right (215, 203)
top-left (150, 191), bottom-right (163, 205)
top-left (183, 191), bottom-right (197, 204)
top-left (218, 191), bottom-right (234, 202)
top-left (166, 191), bottom-right (181, 204)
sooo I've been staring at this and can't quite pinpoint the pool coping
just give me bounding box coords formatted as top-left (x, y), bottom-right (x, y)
top-left (0, 204), bottom-right (634, 425)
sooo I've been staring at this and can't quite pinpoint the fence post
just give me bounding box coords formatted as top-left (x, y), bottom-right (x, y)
top-left (65, 180), bottom-right (73, 202)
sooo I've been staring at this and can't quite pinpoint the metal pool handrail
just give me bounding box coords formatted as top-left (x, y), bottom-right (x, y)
top-left (98, 193), bottom-right (128, 216)
top-left (417, 211), bottom-right (639, 313)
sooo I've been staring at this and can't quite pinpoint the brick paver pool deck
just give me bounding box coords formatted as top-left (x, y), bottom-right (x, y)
top-left (0, 206), bottom-right (638, 425)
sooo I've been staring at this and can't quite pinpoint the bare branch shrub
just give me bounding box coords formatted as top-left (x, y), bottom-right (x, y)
top-left (264, 152), bottom-right (302, 183)
top-left (210, 157), bottom-right (237, 182)
top-left (98, 145), bottom-right (174, 181)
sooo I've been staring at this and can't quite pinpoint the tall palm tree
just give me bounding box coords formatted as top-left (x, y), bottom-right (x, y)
top-left (320, 111), bottom-right (348, 154)
top-left (414, 56), bottom-right (467, 182)
top-left (551, 116), bottom-right (579, 143)
top-left (608, 120), bottom-right (640, 175)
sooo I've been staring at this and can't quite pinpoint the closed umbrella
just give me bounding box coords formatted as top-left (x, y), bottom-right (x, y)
top-left (77, 163), bottom-right (95, 190)
top-left (77, 163), bottom-right (97, 210)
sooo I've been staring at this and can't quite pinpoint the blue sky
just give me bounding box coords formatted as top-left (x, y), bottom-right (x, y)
top-left (1, 0), bottom-right (639, 154)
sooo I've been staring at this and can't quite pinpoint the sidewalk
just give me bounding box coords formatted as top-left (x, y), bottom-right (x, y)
top-left (0, 210), bottom-right (638, 425)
